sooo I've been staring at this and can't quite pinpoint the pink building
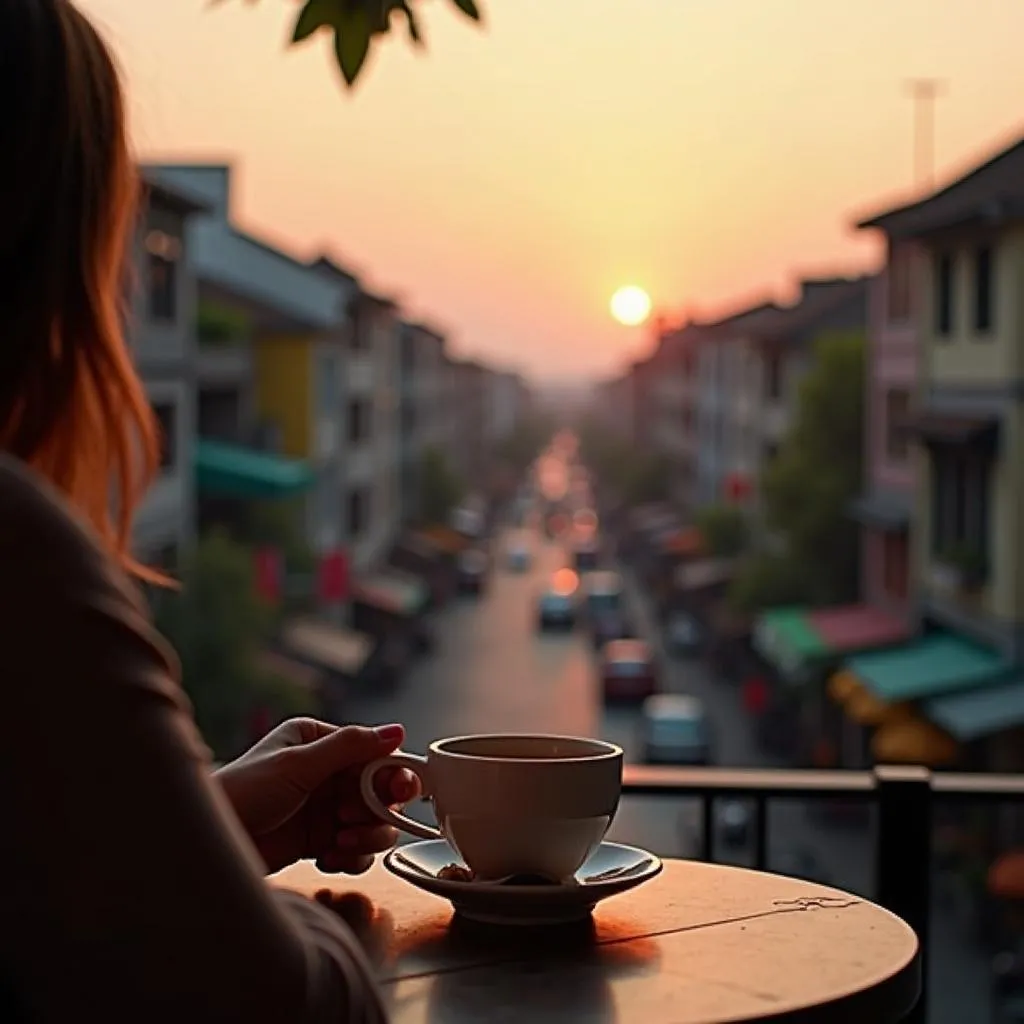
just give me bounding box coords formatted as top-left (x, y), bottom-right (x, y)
top-left (849, 239), bottom-right (918, 618)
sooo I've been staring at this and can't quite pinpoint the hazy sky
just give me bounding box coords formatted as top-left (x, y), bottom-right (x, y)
top-left (80, 0), bottom-right (1024, 380)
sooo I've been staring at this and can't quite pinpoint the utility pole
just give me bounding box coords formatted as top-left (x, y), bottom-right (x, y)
top-left (905, 78), bottom-right (946, 191)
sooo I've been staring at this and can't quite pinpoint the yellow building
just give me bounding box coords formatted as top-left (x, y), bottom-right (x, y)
top-left (861, 135), bottom-right (1024, 660)
top-left (835, 134), bottom-right (1024, 767)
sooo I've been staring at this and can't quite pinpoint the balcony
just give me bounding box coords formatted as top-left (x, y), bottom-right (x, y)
top-left (195, 302), bottom-right (254, 387)
top-left (620, 763), bottom-right (1024, 1024)
top-left (196, 340), bottom-right (253, 386)
top-left (348, 352), bottom-right (374, 395)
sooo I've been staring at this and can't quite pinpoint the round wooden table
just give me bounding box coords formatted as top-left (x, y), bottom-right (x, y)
top-left (274, 857), bottom-right (920, 1024)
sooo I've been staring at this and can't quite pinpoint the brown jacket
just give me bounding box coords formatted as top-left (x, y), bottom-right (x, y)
top-left (0, 457), bottom-right (387, 1023)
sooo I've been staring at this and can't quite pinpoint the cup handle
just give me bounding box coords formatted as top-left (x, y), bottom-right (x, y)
top-left (360, 752), bottom-right (441, 841)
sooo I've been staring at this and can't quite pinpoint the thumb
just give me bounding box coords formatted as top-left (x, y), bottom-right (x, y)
top-left (288, 723), bottom-right (405, 790)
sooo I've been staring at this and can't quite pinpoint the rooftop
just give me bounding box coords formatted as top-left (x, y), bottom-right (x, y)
top-left (856, 130), bottom-right (1024, 239)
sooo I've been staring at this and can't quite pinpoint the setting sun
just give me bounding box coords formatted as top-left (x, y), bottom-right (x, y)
top-left (610, 286), bottom-right (652, 327)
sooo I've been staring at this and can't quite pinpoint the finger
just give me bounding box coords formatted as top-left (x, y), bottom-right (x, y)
top-left (317, 850), bottom-right (375, 875)
top-left (287, 723), bottom-right (405, 791)
top-left (337, 823), bottom-right (399, 854)
top-left (367, 765), bottom-right (419, 804)
top-left (388, 768), bottom-right (420, 804)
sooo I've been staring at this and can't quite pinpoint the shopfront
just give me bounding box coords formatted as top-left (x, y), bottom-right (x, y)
top-left (752, 603), bottom-right (910, 766)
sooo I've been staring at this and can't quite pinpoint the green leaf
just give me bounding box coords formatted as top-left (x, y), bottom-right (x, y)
top-left (292, 0), bottom-right (341, 43)
top-left (333, 8), bottom-right (372, 86)
top-left (450, 0), bottom-right (481, 20)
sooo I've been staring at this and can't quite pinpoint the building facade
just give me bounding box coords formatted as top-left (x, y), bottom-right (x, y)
top-left (848, 242), bottom-right (919, 619)
top-left (150, 164), bottom-right (349, 559)
top-left (397, 322), bottom-right (448, 524)
top-left (130, 174), bottom-right (205, 566)
top-left (863, 136), bottom-right (1024, 660)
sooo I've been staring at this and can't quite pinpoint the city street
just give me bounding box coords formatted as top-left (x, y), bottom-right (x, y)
top-left (343, 520), bottom-right (990, 1022)
top-left (346, 524), bottom-right (873, 880)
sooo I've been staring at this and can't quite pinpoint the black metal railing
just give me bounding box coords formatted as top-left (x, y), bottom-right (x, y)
top-left (622, 764), bottom-right (1024, 1024)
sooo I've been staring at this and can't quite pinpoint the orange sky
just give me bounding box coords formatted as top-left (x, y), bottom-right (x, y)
top-left (79, 0), bottom-right (1024, 380)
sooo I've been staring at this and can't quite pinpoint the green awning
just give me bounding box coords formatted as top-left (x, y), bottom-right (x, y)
top-left (926, 678), bottom-right (1024, 741)
top-left (195, 440), bottom-right (314, 498)
top-left (846, 633), bottom-right (1007, 704)
top-left (752, 607), bottom-right (828, 680)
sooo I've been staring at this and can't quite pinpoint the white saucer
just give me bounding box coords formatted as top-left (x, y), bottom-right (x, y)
top-left (383, 840), bottom-right (662, 926)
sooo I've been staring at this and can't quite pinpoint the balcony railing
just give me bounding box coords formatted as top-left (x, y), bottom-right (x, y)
top-left (621, 764), bottom-right (1024, 1024)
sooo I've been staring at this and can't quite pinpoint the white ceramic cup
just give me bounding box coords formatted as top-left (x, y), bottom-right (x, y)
top-left (360, 733), bottom-right (623, 882)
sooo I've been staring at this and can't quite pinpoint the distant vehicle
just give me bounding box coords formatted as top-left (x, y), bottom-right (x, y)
top-left (666, 611), bottom-right (703, 656)
top-left (451, 505), bottom-right (485, 540)
top-left (572, 507), bottom-right (599, 536)
top-left (639, 694), bottom-right (712, 765)
top-left (583, 571), bottom-right (629, 647)
top-left (537, 569), bottom-right (579, 630)
top-left (571, 535), bottom-right (601, 574)
top-left (457, 549), bottom-right (489, 595)
top-left (583, 571), bottom-right (624, 617)
top-left (505, 534), bottom-right (532, 572)
top-left (601, 639), bottom-right (658, 702)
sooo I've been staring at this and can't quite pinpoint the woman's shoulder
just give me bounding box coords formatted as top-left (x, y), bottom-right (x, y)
top-left (0, 454), bottom-right (131, 597)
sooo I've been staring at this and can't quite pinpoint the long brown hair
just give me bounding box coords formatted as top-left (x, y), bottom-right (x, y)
top-left (0, 0), bottom-right (161, 579)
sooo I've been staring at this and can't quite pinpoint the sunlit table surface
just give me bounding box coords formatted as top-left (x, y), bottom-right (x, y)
top-left (273, 855), bottom-right (920, 1024)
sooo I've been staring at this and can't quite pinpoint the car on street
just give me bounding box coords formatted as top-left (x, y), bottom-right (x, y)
top-left (639, 694), bottom-right (713, 765)
top-left (572, 507), bottom-right (599, 536)
top-left (570, 534), bottom-right (601, 574)
top-left (451, 504), bottom-right (485, 540)
top-left (537, 569), bottom-right (579, 630)
top-left (601, 639), bottom-right (658, 702)
top-left (457, 548), bottom-right (489, 595)
top-left (666, 611), bottom-right (703, 656)
top-left (504, 531), bottom-right (532, 572)
top-left (583, 571), bottom-right (631, 648)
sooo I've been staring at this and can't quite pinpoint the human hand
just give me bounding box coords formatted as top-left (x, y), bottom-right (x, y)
top-left (215, 719), bottom-right (420, 875)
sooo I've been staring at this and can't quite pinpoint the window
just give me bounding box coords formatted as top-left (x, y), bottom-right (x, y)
top-left (349, 307), bottom-right (372, 351)
top-left (152, 402), bottom-right (176, 470)
top-left (318, 352), bottom-right (341, 413)
top-left (934, 252), bottom-right (955, 337)
top-left (347, 399), bottom-right (371, 445)
top-left (885, 389), bottom-right (911, 461)
top-left (882, 532), bottom-right (909, 601)
top-left (764, 353), bottom-right (782, 401)
top-left (974, 246), bottom-right (994, 334)
top-left (932, 451), bottom-right (990, 561)
top-left (887, 245), bottom-right (914, 323)
top-left (348, 488), bottom-right (369, 537)
top-left (146, 230), bottom-right (180, 322)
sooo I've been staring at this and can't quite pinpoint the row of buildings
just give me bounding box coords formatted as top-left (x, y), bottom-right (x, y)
top-left (601, 128), bottom-right (1024, 773)
top-left (129, 163), bottom-right (531, 582)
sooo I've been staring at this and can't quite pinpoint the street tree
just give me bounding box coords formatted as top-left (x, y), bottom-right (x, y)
top-left (730, 331), bottom-right (865, 612)
top-left (155, 531), bottom-right (314, 759)
top-left (419, 445), bottom-right (464, 525)
top-left (695, 504), bottom-right (750, 558)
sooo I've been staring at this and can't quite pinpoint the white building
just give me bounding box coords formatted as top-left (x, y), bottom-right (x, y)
top-left (130, 174), bottom-right (206, 567)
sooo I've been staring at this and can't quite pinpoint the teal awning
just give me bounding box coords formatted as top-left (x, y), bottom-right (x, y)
top-left (926, 678), bottom-right (1024, 741)
top-left (752, 607), bottom-right (828, 681)
top-left (846, 633), bottom-right (1007, 704)
top-left (195, 440), bottom-right (314, 498)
